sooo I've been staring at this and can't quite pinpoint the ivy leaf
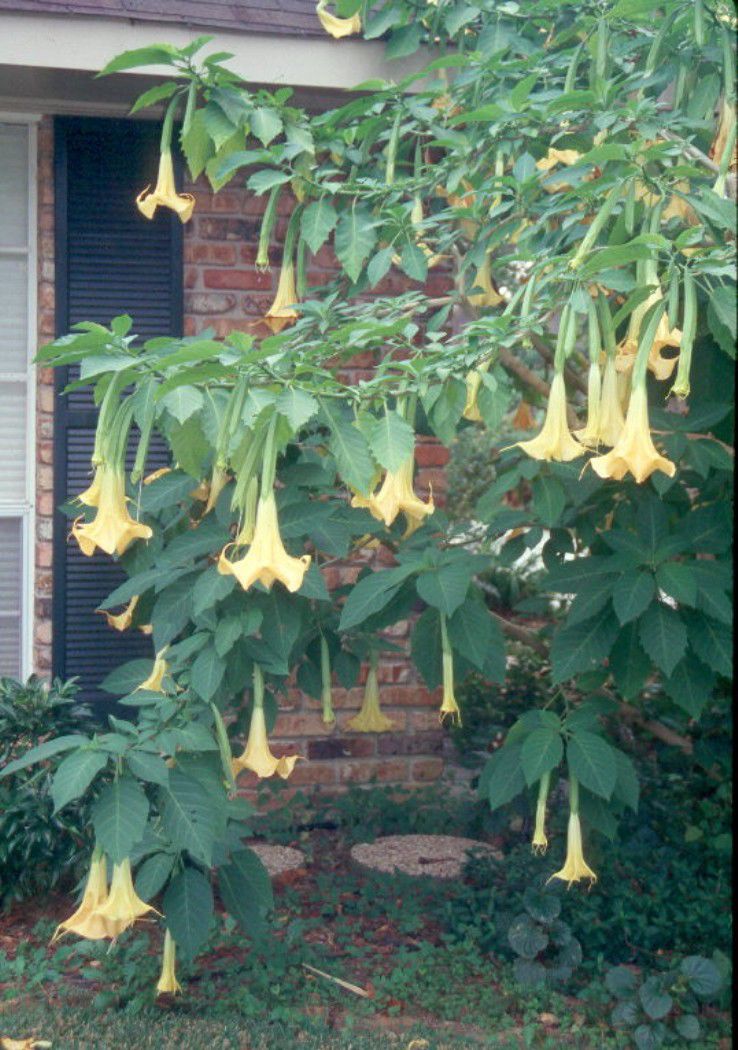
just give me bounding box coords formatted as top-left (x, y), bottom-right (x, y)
top-left (638, 603), bottom-right (687, 677)
top-left (301, 199), bottom-right (338, 254)
top-left (334, 204), bottom-right (377, 282)
top-left (163, 867), bottom-right (214, 961)
top-left (566, 730), bottom-right (617, 800)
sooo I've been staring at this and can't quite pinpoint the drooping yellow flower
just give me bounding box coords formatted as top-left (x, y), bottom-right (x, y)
top-left (218, 491), bottom-right (311, 593)
top-left (536, 148), bottom-right (582, 192)
top-left (345, 659), bottom-right (395, 733)
top-left (264, 260), bottom-right (299, 333)
top-left (232, 700), bottom-right (300, 779)
top-left (94, 857), bottom-right (160, 931)
top-left (71, 466), bottom-right (152, 558)
top-left (51, 850), bottom-right (115, 943)
top-left (320, 635), bottom-right (336, 726)
top-left (137, 151), bottom-right (194, 223)
top-left (614, 290), bottom-right (681, 383)
top-left (710, 97), bottom-right (737, 171)
top-left (156, 930), bottom-right (182, 996)
top-left (136, 649), bottom-right (169, 692)
top-left (99, 595), bottom-right (139, 632)
top-left (463, 370), bottom-right (484, 422)
top-left (574, 363), bottom-right (603, 448)
top-left (203, 465), bottom-right (229, 515)
top-left (316, 0), bottom-right (362, 37)
top-left (466, 255), bottom-right (505, 309)
top-left (531, 773), bottom-right (550, 855)
top-left (514, 373), bottom-right (584, 462)
top-left (351, 455), bottom-right (434, 537)
top-left (547, 811), bottom-right (597, 887)
top-left (78, 469), bottom-right (103, 507)
top-left (392, 197), bottom-right (443, 269)
top-left (439, 625), bottom-right (461, 726)
top-left (597, 356), bottom-right (626, 446)
top-left (590, 383), bottom-right (676, 483)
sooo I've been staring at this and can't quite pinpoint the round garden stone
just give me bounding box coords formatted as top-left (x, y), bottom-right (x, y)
top-left (350, 834), bottom-right (500, 880)
top-left (247, 843), bottom-right (306, 878)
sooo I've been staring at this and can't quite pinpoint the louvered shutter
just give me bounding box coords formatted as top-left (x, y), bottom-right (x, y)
top-left (53, 117), bottom-right (183, 703)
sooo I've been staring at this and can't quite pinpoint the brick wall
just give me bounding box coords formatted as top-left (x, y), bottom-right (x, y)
top-left (33, 118), bottom-right (450, 789)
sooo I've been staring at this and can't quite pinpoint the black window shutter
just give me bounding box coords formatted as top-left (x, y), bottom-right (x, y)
top-left (52, 117), bottom-right (183, 703)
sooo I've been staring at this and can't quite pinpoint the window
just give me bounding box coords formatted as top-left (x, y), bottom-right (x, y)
top-left (0, 119), bottom-right (36, 678)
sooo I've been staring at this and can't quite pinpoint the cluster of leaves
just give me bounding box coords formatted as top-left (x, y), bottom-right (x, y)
top-left (501, 886), bottom-right (583, 989)
top-left (605, 955), bottom-right (724, 1047)
top-left (0, 676), bottom-right (97, 904)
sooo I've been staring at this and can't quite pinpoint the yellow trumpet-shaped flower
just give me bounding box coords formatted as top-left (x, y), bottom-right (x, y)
top-left (137, 150), bottom-right (195, 223)
top-left (547, 811), bottom-right (597, 888)
top-left (136, 649), bottom-right (169, 692)
top-left (531, 773), bottom-right (550, 855)
top-left (466, 255), bottom-right (505, 309)
top-left (203, 465), bottom-right (229, 515)
top-left (574, 363), bottom-right (603, 448)
top-left (51, 851), bottom-right (116, 943)
top-left (218, 491), bottom-right (311, 593)
top-left (463, 370), bottom-right (483, 422)
top-left (614, 290), bottom-right (681, 383)
top-left (590, 383), bottom-right (676, 484)
top-left (597, 356), bottom-right (626, 446)
top-left (514, 373), bottom-right (584, 462)
top-left (156, 930), bottom-right (182, 996)
top-left (232, 701), bottom-right (300, 779)
top-left (351, 456), bottom-right (434, 537)
top-left (264, 261), bottom-right (299, 333)
top-left (536, 147), bottom-right (583, 193)
top-left (94, 857), bottom-right (160, 931)
top-left (439, 630), bottom-right (461, 726)
top-left (99, 595), bottom-right (139, 632)
top-left (71, 466), bottom-right (152, 558)
top-left (316, 0), bottom-right (362, 38)
top-left (345, 660), bottom-right (395, 733)
top-left (78, 469), bottom-right (103, 507)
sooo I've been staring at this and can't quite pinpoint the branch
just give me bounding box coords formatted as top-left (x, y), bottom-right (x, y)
top-left (528, 332), bottom-right (588, 396)
top-left (477, 585), bottom-right (694, 754)
top-left (497, 347), bottom-right (579, 429)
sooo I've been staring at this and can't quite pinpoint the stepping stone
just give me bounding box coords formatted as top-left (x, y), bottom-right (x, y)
top-left (248, 843), bottom-right (307, 879)
top-left (350, 834), bottom-right (500, 880)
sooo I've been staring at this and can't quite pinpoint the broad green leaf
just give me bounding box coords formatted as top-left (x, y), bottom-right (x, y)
top-left (416, 562), bottom-right (471, 617)
top-left (218, 848), bottom-right (274, 938)
top-left (320, 400), bottom-right (375, 495)
top-left (566, 581), bottom-right (611, 627)
top-left (164, 867), bottom-right (214, 961)
top-left (52, 750), bottom-right (108, 812)
top-left (385, 23), bottom-right (422, 59)
top-left (609, 623), bottom-right (651, 700)
top-left (276, 387), bottom-right (319, 431)
top-left (365, 410), bottom-right (415, 472)
top-left (0, 734), bottom-right (89, 778)
top-left (334, 205), bottom-right (377, 282)
top-left (192, 566), bottom-right (235, 617)
top-left (447, 594), bottom-right (505, 682)
top-left (410, 607), bottom-right (443, 689)
top-left (246, 169), bottom-right (291, 195)
top-left (531, 475), bottom-right (566, 527)
top-left (135, 852), bottom-right (175, 902)
top-left (161, 770), bottom-right (219, 867)
top-left (485, 744), bottom-right (526, 811)
top-left (250, 107), bottom-right (283, 146)
top-left (92, 776), bottom-right (150, 863)
top-left (655, 562), bottom-right (697, 606)
top-left (301, 199), bottom-right (338, 254)
top-left (612, 749), bottom-right (639, 812)
top-left (663, 657), bottom-right (715, 718)
top-left (550, 608), bottom-right (619, 683)
top-left (683, 612), bottom-right (732, 678)
top-left (520, 728), bottom-right (563, 786)
top-left (190, 644), bottom-right (227, 701)
top-left (681, 955), bottom-right (723, 998)
top-left (612, 570), bottom-right (656, 625)
top-left (127, 751), bottom-right (170, 787)
top-left (99, 45), bottom-right (178, 76)
top-left (339, 566), bottom-right (416, 632)
top-left (567, 730), bottom-right (617, 800)
top-left (638, 603), bottom-right (687, 677)
top-left (159, 384), bottom-right (204, 425)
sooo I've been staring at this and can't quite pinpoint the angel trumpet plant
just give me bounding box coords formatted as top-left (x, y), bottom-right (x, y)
top-left (136, 648), bottom-right (169, 692)
top-left (531, 773), bottom-right (550, 854)
top-left (136, 103), bottom-right (194, 223)
top-left (265, 208), bottom-right (301, 333)
top-left (316, 0), bottom-right (362, 37)
top-left (351, 453), bottom-right (433, 537)
top-left (346, 650), bottom-right (395, 732)
top-left (514, 372), bottom-right (584, 462)
top-left (547, 777), bottom-right (597, 887)
top-left (466, 254), bottom-right (505, 309)
top-left (439, 615), bottom-right (461, 725)
top-left (99, 595), bottom-right (139, 632)
top-left (156, 930), bottom-right (182, 996)
top-left (94, 857), bottom-right (160, 931)
top-left (320, 634), bottom-right (336, 726)
top-left (51, 848), bottom-right (115, 943)
top-left (232, 664), bottom-right (300, 779)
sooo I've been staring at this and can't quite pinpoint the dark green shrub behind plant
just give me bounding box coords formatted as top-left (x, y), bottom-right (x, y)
top-left (0, 675), bottom-right (98, 905)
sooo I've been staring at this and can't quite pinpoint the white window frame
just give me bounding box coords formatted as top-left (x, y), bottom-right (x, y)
top-left (0, 113), bottom-right (39, 679)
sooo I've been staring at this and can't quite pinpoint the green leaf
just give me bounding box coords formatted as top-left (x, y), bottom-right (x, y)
top-left (605, 965), bottom-right (638, 998)
top-left (410, 607), bottom-right (443, 689)
top-left (52, 750), bottom-right (108, 812)
top-left (566, 582), bottom-right (612, 628)
top-left (100, 659), bottom-right (155, 696)
top-left (99, 45), bottom-right (178, 76)
top-left (400, 242), bottom-right (428, 283)
top-left (365, 410), bottom-right (415, 472)
top-left (508, 915), bottom-right (548, 960)
top-left (447, 593), bottom-right (505, 682)
top-left (250, 107), bottom-right (283, 146)
top-left (92, 776), bottom-right (150, 863)
top-left (612, 749), bottom-right (639, 812)
top-left (320, 400), bottom-right (375, 495)
top-left (385, 23), bottom-right (423, 59)
top-left (655, 562), bottom-right (697, 606)
top-left (663, 656), bottom-right (715, 718)
top-left (192, 567), bottom-right (235, 617)
top-left (218, 848), bottom-right (274, 938)
top-left (164, 867), bottom-right (214, 961)
top-left (550, 608), bottom-right (619, 683)
top-left (0, 734), bottom-right (89, 778)
top-left (520, 728), bottom-right (563, 786)
top-left (159, 384), bottom-right (204, 425)
top-left (301, 199), bottom-right (338, 254)
top-left (531, 475), bottom-right (566, 527)
top-left (681, 955), bottom-right (723, 998)
top-left (567, 730), bottom-right (617, 800)
top-left (129, 81), bottom-right (180, 115)
top-left (638, 603), bottom-right (687, 677)
top-left (485, 745), bottom-right (526, 811)
top-left (340, 566), bottom-right (416, 632)
top-left (161, 770), bottom-right (219, 867)
top-left (612, 571), bottom-right (656, 625)
top-left (135, 852), bottom-right (175, 902)
top-left (334, 204), bottom-right (377, 282)
top-left (139, 471), bottom-right (195, 514)
top-left (639, 977), bottom-right (672, 1020)
top-left (684, 612), bottom-right (732, 677)
top-left (190, 644), bottom-right (227, 701)
top-left (276, 387), bottom-right (319, 431)
top-left (609, 623), bottom-right (651, 700)
top-left (429, 380), bottom-right (466, 445)
top-left (127, 751), bottom-right (170, 787)
top-left (367, 247), bottom-right (395, 287)
top-left (674, 1015), bottom-right (701, 1041)
top-left (416, 562), bottom-right (472, 618)
top-left (364, 4), bottom-right (404, 38)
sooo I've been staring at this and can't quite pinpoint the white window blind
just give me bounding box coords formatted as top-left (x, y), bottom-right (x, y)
top-left (0, 119), bottom-right (36, 679)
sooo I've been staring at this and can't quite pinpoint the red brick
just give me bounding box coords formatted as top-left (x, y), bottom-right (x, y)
top-left (338, 758), bottom-right (409, 784)
top-left (203, 268), bottom-right (272, 291)
top-left (185, 292), bottom-right (237, 315)
top-left (410, 757), bottom-right (444, 782)
top-left (307, 736), bottom-right (376, 760)
top-left (289, 762), bottom-right (338, 786)
top-left (415, 442), bottom-right (450, 467)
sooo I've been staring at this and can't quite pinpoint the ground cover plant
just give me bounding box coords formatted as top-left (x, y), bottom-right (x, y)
top-left (0, 0), bottom-right (734, 1044)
